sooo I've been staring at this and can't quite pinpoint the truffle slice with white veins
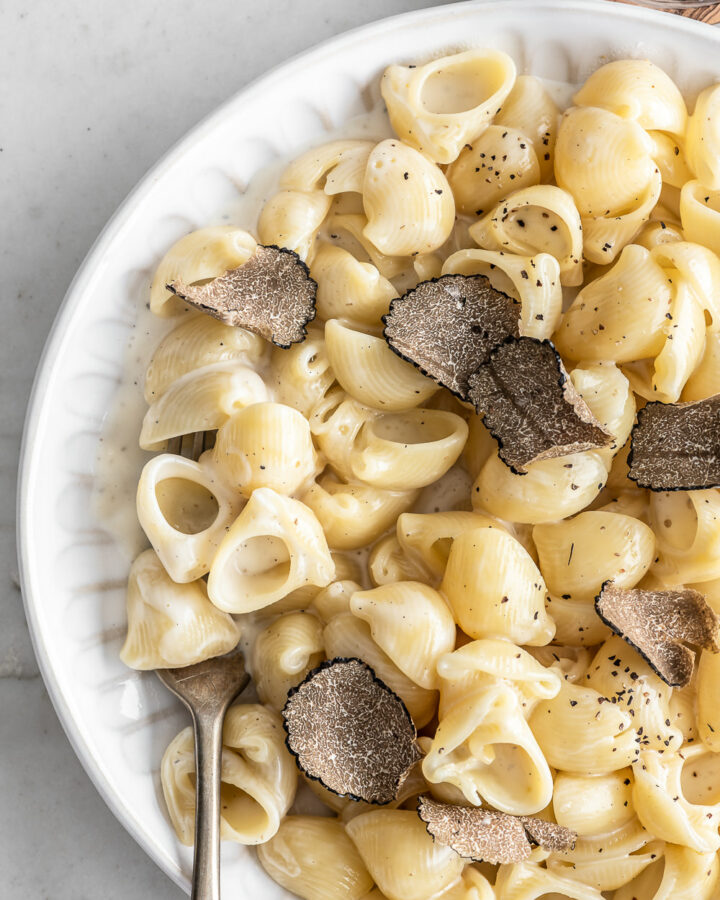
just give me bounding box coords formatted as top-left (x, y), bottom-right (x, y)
top-left (417, 796), bottom-right (576, 864)
top-left (467, 336), bottom-right (612, 474)
top-left (627, 394), bottom-right (720, 491)
top-left (167, 244), bottom-right (316, 348)
top-left (382, 274), bottom-right (521, 400)
top-left (282, 657), bottom-right (422, 804)
top-left (595, 582), bottom-right (720, 687)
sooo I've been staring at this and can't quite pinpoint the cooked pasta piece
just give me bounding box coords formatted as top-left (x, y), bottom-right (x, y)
top-left (150, 226), bottom-right (257, 317)
top-left (367, 533), bottom-right (431, 587)
top-left (139, 362), bottom-right (268, 450)
top-left (136, 453), bottom-right (243, 583)
top-left (381, 49), bottom-right (516, 164)
top-left (213, 401), bottom-right (319, 497)
top-left (257, 188), bottom-right (331, 261)
top-left (161, 704), bottom-right (296, 845)
top-left (280, 139), bottom-right (375, 193)
top-left (144, 314), bottom-right (268, 403)
top-left (310, 243), bottom-right (396, 325)
top-left (553, 770), bottom-right (635, 836)
top-left (207, 488), bottom-right (335, 614)
top-left (441, 247), bottom-right (562, 340)
top-left (326, 212), bottom-right (407, 279)
top-left (685, 83), bottom-right (720, 190)
top-left (649, 490), bottom-right (720, 585)
top-left (681, 181), bottom-right (720, 258)
top-left (650, 130), bottom-right (694, 189)
top-left (309, 579), bottom-right (361, 623)
top-left (265, 324), bottom-right (334, 419)
top-left (346, 809), bottom-right (465, 900)
top-left (494, 860), bottom-right (605, 899)
top-left (324, 319), bottom-right (437, 411)
top-left (302, 471), bottom-right (418, 551)
top-left (440, 526), bottom-right (554, 646)
top-left (696, 648), bottom-right (720, 751)
top-left (120, 549), bottom-right (239, 669)
top-left (362, 139), bottom-right (455, 256)
top-left (614, 844), bottom-right (720, 900)
top-left (257, 816), bottom-right (373, 900)
top-left (323, 613), bottom-right (438, 727)
top-left (469, 184), bottom-right (583, 286)
top-left (495, 74), bottom-right (560, 181)
top-left (349, 581), bottom-right (455, 689)
top-left (252, 611), bottom-right (324, 711)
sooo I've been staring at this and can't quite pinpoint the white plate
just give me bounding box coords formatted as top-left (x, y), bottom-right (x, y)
top-left (17, 0), bottom-right (720, 894)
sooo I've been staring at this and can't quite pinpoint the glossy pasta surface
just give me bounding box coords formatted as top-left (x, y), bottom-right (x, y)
top-left (121, 49), bottom-right (720, 900)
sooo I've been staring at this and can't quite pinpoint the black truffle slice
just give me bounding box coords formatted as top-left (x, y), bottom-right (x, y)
top-left (282, 657), bottom-right (422, 804)
top-left (595, 582), bottom-right (720, 687)
top-left (382, 274), bottom-right (521, 400)
top-left (467, 336), bottom-right (612, 474)
top-left (627, 395), bottom-right (720, 491)
top-left (417, 796), bottom-right (576, 864)
top-left (167, 244), bottom-right (316, 348)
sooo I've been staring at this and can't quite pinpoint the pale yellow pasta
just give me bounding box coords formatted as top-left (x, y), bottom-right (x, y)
top-left (350, 408), bottom-right (469, 491)
top-left (553, 770), bottom-right (635, 836)
top-left (436, 867), bottom-right (496, 900)
top-left (447, 125), bottom-right (541, 216)
top-left (161, 704), bottom-right (296, 845)
top-left (120, 549), bottom-right (239, 669)
top-left (139, 361), bottom-right (268, 450)
top-left (545, 593), bottom-right (610, 648)
top-left (309, 579), bottom-right (361, 623)
top-left (268, 323), bottom-right (335, 418)
top-left (310, 243), bottom-right (396, 325)
top-left (442, 247), bottom-right (562, 340)
top-left (529, 680), bottom-right (638, 773)
top-left (473, 451), bottom-right (608, 525)
top-left (280, 139), bottom-right (375, 193)
top-left (213, 401), bottom-right (319, 497)
top-left (144, 314), bottom-right (268, 403)
top-left (527, 644), bottom-right (591, 683)
top-left (494, 860), bottom-right (605, 900)
top-left (350, 581), bottom-right (455, 689)
top-left (257, 188), bottom-right (331, 261)
top-left (649, 490), bottom-right (720, 584)
top-left (463, 412), bottom-right (497, 479)
top-left (569, 362), bottom-right (636, 464)
top-left (136, 453), bottom-right (243, 583)
top-left (396, 509), bottom-right (504, 581)
top-left (326, 212), bottom-right (407, 279)
top-left (346, 809), bottom-right (465, 900)
top-left (367, 533), bottom-right (430, 587)
top-left (495, 74), bottom-right (560, 181)
top-left (633, 749), bottom-right (720, 852)
top-left (257, 816), bottom-right (373, 900)
top-left (437, 639), bottom-right (562, 718)
top-left (573, 59), bottom-right (687, 135)
top-left (323, 613), bottom-right (438, 727)
top-left (207, 488), bottom-right (335, 614)
top-left (324, 319), bottom-right (437, 411)
top-left (302, 471), bottom-right (418, 551)
top-left (614, 845), bottom-right (720, 900)
top-left (696, 649), bottom-right (720, 752)
top-left (441, 526), bottom-right (554, 645)
top-left (684, 332), bottom-right (720, 400)
top-left (547, 819), bottom-right (658, 893)
top-left (424, 683), bottom-right (555, 813)
top-left (381, 49), bottom-right (516, 164)
top-left (362, 139), bottom-right (455, 256)
top-left (150, 226), bottom-right (256, 317)
top-left (555, 244), bottom-right (673, 363)
top-left (650, 239), bottom-right (720, 331)
top-left (555, 106), bottom-right (656, 216)
top-left (469, 184), bottom-right (583, 286)
top-left (586, 635), bottom-right (682, 753)
top-left (681, 181), bottom-right (720, 257)
top-left (252, 611), bottom-right (324, 711)
top-left (649, 130), bottom-right (694, 188)
top-left (309, 389), bottom-right (376, 481)
top-left (685, 83), bottom-right (720, 190)
top-left (534, 511), bottom-right (655, 601)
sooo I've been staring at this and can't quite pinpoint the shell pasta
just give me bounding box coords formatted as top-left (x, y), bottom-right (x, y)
top-left (117, 45), bottom-right (720, 900)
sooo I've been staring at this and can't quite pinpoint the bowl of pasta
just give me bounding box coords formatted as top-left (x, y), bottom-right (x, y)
top-left (17, 0), bottom-right (720, 897)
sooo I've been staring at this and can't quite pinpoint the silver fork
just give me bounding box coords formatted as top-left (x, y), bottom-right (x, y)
top-left (157, 431), bottom-right (246, 900)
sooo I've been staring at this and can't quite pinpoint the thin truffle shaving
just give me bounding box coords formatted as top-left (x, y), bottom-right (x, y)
top-left (417, 796), bottom-right (576, 864)
top-left (167, 244), bottom-right (316, 348)
top-left (595, 582), bottom-right (720, 687)
top-left (467, 336), bottom-right (612, 473)
top-left (627, 394), bottom-right (720, 491)
top-left (282, 657), bottom-right (422, 804)
top-left (382, 274), bottom-right (521, 399)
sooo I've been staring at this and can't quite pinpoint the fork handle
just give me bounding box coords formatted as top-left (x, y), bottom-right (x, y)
top-left (191, 707), bottom-right (226, 900)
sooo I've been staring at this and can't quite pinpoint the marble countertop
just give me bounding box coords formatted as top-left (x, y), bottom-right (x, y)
top-left (0, 0), bottom-right (452, 896)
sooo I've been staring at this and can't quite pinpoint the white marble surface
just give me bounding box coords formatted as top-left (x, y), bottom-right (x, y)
top-left (0, 0), bottom-right (454, 895)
